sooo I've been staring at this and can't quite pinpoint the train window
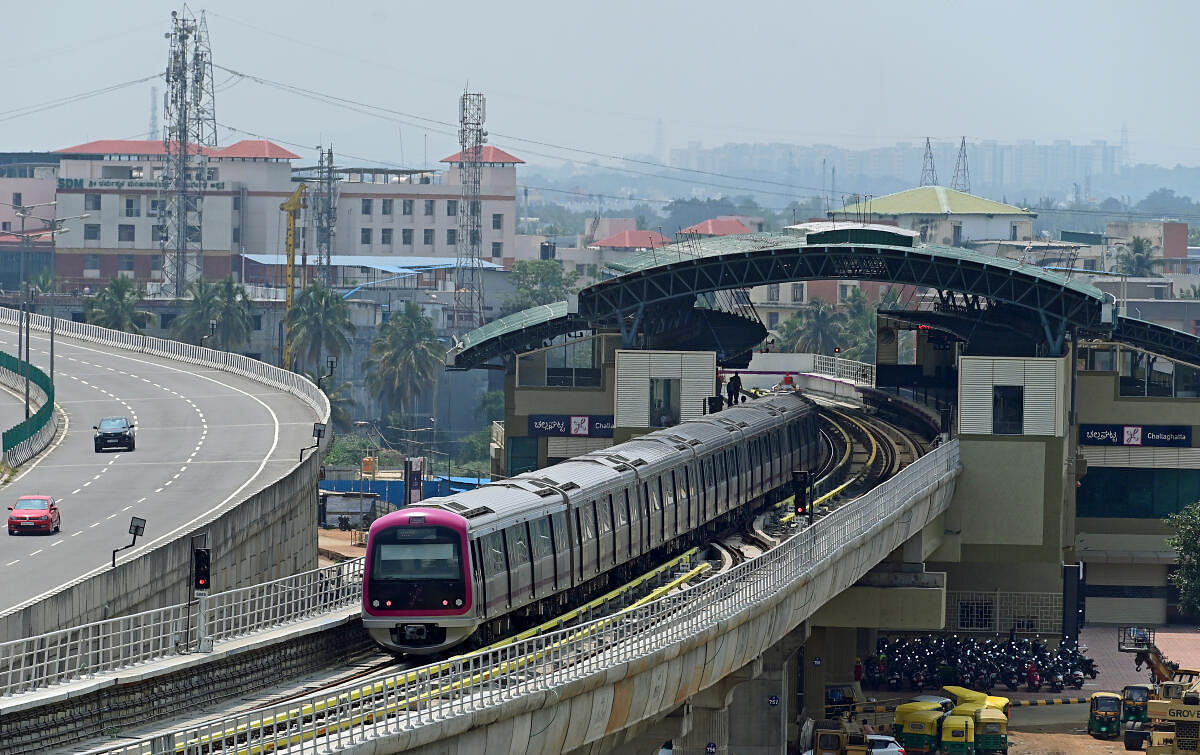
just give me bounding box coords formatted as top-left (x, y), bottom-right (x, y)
top-left (530, 518), bottom-right (553, 559)
top-left (614, 493), bottom-right (628, 527)
top-left (484, 532), bottom-right (506, 573)
top-left (646, 481), bottom-right (661, 511)
top-left (580, 506), bottom-right (596, 540)
top-left (661, 474), bottom-right (673, 509)
top-left (598, 498), bottom-right (613, 534)
top-left (507, 527), bottom-right (530, 565)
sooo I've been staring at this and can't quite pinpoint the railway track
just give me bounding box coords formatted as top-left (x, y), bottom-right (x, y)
top-left (77, 401), bottom-right (932, 755)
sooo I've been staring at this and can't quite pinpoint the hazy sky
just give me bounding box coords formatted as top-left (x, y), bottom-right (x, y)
top-left (6, 0), bottom-right (1198, 175)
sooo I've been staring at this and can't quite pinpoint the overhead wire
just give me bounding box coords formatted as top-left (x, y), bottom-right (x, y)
top-left (0, 74), bottom-right (160, 123)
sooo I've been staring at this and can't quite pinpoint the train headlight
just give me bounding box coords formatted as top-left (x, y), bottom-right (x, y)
top-left (455, 598), bottom-right (463, 606)
top-left (372, 600), bottom-right (379, 608)
top-left (385, 600), bottom-right (392, 607)
top-left (442, 599), bottom-right (449, 606)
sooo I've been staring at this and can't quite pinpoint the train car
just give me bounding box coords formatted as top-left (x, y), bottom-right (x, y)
top-left (362, 391), bottom-right (820, 655)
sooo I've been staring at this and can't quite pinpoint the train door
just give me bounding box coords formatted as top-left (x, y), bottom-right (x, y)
top-left (528, 517), bottom-right (554, 598)
top-left (597, 496), bottom-right (615, 568)
top-left (505, 525), bottom-right (533, 604)
top-left (644, 480), bottom-right (663, 547)
top-left (576, 503), bottom-right (598, 577)
top-left (660, 475), bottom-right (677, 541)
top-left (481, 531), bottom-right (509, 613)
top-left (727, 449), bottom-right (739, 508)
top-left (470, 539), bottom-right (488, 617)
top-left (680, 466), bottom-right (694, 531)
top-left (613, 492), bottom-right (629, 564)
top-left (697, 458), bottom-right (708, 524)
top-left (714, 453), bottom-right (727, 514)
top-left (625, 487), bottom-right (643, 559)
top-left (550, 512), bottom-right (571, 591)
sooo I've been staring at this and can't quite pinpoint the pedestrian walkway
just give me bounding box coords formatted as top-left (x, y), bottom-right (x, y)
top-left (317, 527), bottom-right (367, 564)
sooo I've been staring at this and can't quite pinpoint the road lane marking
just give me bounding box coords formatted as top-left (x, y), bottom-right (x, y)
top-left (155, 487), bottom-right (164, 493)
top-left (88, 522), bottom-right (100, 528)
top-left (136, 498), bottom-right (146, 503)
top-left (122, 505), bottom-right (132, 511)
top-left (5, 560), bottom-right (18, 566)
top-left (82, 481), bottom-right (92, 487)
top-left (71, 531), bottom-right (83, 537)
top-left (71, 489), bottom-right (81, 495)
top-left (29, 549), bottom-right (42, 556)
top-left (106, 514), bottom-right (116, 519)
top-left (50, 540), bottom-right (63, 547)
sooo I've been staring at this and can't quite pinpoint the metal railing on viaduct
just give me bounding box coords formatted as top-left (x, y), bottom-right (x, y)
top-left (66, 439), bottom-right (959, 755)
top-left (0, 308), bottom-right (330, 649)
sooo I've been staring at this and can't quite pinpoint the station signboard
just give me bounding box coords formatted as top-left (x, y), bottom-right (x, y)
top-left (1078, 424), bottom-right (1192, 447)
top-left (527, 414), bottom-right (614, 438)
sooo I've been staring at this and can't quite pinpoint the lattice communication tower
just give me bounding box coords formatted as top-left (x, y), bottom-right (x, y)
top-left (454, 91), bottom-right (487, 335)
top-left (311, 146), bottom-right (338, 285)
top-left (160, 6), bottom-right (217, 297)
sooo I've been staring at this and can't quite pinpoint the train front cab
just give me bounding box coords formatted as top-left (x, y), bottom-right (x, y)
top-left (362, 507), bottom-right (475, 654)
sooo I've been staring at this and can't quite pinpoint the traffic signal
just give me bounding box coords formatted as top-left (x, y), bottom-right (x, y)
top-left (833, 346), bottom-right (841, 354)
top-left (193, 548), bottom-right (211, 591)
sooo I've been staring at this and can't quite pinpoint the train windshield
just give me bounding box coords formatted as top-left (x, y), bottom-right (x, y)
top-left (371, 526), bottom-right (461, 580)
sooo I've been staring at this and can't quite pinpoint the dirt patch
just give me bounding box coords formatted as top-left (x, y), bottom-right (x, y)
top-left (1008, 731), bottom-right (1127, 754)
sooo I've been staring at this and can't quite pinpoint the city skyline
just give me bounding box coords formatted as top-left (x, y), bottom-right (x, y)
top-left (3, 0), bottom-right (1198, 177)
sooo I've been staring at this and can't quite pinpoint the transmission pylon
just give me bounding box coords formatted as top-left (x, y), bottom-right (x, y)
top-left (311, 146), bottom-right (338, 285)
top-left (160, 6), bottom-right (218, 298)
top-left (951, 137), bottom-right (971, 193)
top-left (920, 137), bottom-right (938, 187)
top-left (454, 91), bottom-right (487, 335)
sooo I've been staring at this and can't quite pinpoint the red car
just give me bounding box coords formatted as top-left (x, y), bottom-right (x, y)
top-left (7, 495), bottom-right (61, 535)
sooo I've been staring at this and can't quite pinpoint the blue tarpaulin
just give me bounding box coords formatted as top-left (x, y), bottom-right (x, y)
top-left (320, 475), bottom-right (489, 508)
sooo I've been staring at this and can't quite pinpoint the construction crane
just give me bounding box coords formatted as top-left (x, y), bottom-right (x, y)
top-left (280, 183), bottom-right (307, 370)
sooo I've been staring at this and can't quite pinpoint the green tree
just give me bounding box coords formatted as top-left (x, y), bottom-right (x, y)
top-left (172, 276), bottom-right (254, 351)
top-left (85, 276), bottom-right (152, 333)
top-left (1168, 501), bottom-right (1200, 617)
top-left (1114, 236), bottom-right (1162, 277)
top-left (27, 269), bottom-right (55, 294)
top-left (171, 277), bottom-right (219, 344)
top-left (777, 298), bottom-right (846, 355)
top-left (364, 302), bottom-right (444, 417)
top-left (285, 281), bottom-right (355, 371)
top-left (475, 390), bottom-right (504, 423)
top-left (502, 259), bottom-right (579, 315)
top-left (211, 277), bottom-right (254, 351)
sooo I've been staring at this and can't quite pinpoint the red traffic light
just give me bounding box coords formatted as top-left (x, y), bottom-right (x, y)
top-left (834, 347), bottom-right (841, 354)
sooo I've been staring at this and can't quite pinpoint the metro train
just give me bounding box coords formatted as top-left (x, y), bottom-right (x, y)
top-left (361, 392), bottom-right (821, 655)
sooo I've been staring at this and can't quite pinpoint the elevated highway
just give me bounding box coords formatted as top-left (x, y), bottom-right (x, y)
top-left (0, 321), bottom-right (318, 610)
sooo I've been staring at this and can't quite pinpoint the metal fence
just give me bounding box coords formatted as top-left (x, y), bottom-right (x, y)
top-left (813, 353), bottom-right (875, 386)
top-left (83, 440), bottom-right (960, 755)
top-left (946, 590), bottom-right (1064, 636)
top-left (0, 558), bottom-right (363, 697)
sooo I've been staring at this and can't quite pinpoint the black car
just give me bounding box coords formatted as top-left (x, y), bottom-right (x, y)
top-left (94, 416), bottom-right (135, 452)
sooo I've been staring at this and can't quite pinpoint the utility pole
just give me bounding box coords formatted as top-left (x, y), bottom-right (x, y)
top-left (951, 137), bottom-right (970, 193)
top-left (160, 6), bottom-right (217, 298)
top-left (312, 146), bottom-right (337, 285)
top-left (453, 91), bottom-right (487, 335)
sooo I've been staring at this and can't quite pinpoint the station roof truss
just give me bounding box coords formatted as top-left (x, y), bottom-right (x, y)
top-left (447, 232), bottom-right (1200, 370)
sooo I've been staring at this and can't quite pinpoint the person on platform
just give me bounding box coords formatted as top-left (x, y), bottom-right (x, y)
top-left (783, 372), bottom-right (795, 387)
top-left (726, 372), bottom-right (742, 406)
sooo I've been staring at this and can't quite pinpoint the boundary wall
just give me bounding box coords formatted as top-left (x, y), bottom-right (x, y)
top-left (0, 349), bottom-right (56, 469)
top-left (0, 307), bottom-right (330, 645)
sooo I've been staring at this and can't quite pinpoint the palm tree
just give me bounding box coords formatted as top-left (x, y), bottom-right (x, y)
top-left (284, 281), bottom-right (355, 371)
top-left (212, 276), bottom-right (254, 351)
top-left (1114, 236), bottom-right (1162, 277)
top-left (776, 298), bottom-right (847, 355)
top-left (85, 277), bottom-right (152, 333)
top-left (301, 369), bottom-right (355, 431)
top-left (28, 269), bottom-right (55, 294)
top-left (171, 277), bottom-right (220, 345)
top-left (364, 302), bottom-right (444, 418)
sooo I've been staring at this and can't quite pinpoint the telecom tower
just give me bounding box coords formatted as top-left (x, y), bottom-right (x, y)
top-left (920, 137), bottom-right (938, 186)
top-left (951, 137), bottom-right (970, 193)
top-left (160, 6), bottom-right (217, 298)
top-left (311, 146), bottom-right (338, 284)
top-left (454, 91), bottom-right (487, 335)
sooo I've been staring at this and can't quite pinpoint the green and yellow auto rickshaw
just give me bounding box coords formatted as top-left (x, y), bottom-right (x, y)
top-left (902, 708), bottom-right (946, 754)
top-left (892, 701), bottom-right (943, 739)
top-left (985, 695), bottom-right (1012, 719)
top-left (1087, 691), bottom-right (1122, 738)
top-left (941, 713), bottom-right (975, 754)
top-left (1122, 683), bottom-right (1153, 726)
top-left (975, 706), bottom-right (1009, 754)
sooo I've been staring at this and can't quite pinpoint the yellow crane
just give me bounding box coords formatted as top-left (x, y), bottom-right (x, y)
top-left (280, 183), bottom-right (307, 370)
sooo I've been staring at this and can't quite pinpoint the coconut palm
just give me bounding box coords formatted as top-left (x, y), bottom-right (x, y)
top-left (170, 277), bottom-right (220, 345)
top-left (284, 281), bottom-right (355, 371)
top-left (364, 301), bottom-right (444, 417)
top-left (301, 369), bottom-right (355, 432)
top-left (211, 277), bottom-right (254, 351)
top-left (1114, 236), bottom-right (1162, 277)
top-left (777, 298), bottom-right (846, 355)
top-left (85, 276), bottom-right (152, 333)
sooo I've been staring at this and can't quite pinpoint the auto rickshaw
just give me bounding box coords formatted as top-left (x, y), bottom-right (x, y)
top-left (892, 700), bottom-right (943, 739)
top-left (1087, 691), bottom-right (1122, 738)
top-left (985, 695), bottom-right (1012, 718)
top-left (942, 686), bottom-right (987, 707)
top-left (975, 707), bottom-right (1009, 754)
top-left (901, 708), bottom-right (946, 754)
top-left (1122, 683), bottom-right (1153, 726)
top-left (941, 714), bottom-right (975, 754)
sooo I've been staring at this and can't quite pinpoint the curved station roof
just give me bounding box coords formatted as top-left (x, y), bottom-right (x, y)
top-left (447, 225), bottom-right (1200, 370)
